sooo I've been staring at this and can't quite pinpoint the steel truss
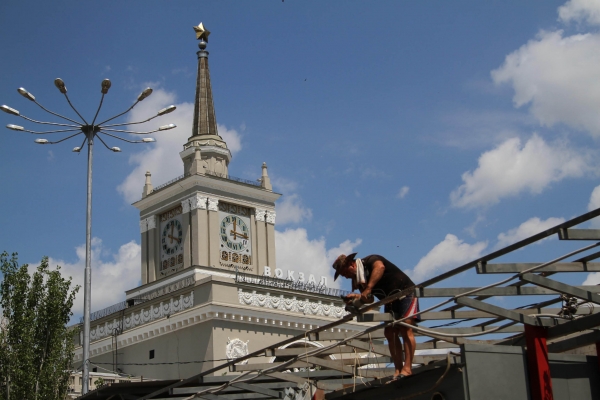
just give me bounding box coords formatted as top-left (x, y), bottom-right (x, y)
top-left (80, 207), bottom-right (600, 400)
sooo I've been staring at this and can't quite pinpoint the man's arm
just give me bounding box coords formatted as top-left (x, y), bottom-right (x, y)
top-left (361, 260), bottom-right (384, 302)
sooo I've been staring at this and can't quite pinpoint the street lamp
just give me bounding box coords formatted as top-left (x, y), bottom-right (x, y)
top-left (2, 79), bottom-right (176, 395)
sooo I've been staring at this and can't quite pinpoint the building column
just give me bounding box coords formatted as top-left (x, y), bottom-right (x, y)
top-left (181, 199), bottom-right (192, 268)
top-left (255, 209), bottom-right (267, 275)
top-left (140, 216), bottom-right (157, 284)
top-left (524, 325), bottom-right (553, 400)
top-left (266, 210), bottom-right (277, 270)
top-left (190, 194), bottom-right (208, 267)
top-left (207, 197), bottom-right (220, 268)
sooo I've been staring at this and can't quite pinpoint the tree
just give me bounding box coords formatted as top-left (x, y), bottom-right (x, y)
top-left (0, 252), bottom-right (79, 400)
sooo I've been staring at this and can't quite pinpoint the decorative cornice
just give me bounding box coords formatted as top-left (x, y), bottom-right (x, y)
top-left (237, 289), bottom-right (347, 319)
top-left (74, 301), bottom-right (364, 362)
top-left (266, 211), bottom-right (276, 225)
top-left (181, 199), bottom-right (191, 214)
top-left (207, 197), bottom-right (219, 211)
top-left (140, 216), bottom-right (156, 233)
top-left (192, 194), bottom-right (208, 210)
top-left (89, 292), bottom-right (194, 342)
top-left (255, 209), bottom-right (266, 222)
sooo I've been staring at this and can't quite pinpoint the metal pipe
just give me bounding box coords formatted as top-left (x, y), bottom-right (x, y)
top-left (81, 129), bottom-right (94, 394)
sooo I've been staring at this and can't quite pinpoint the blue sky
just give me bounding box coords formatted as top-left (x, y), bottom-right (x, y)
top-left (2, 0), bottom-right (600, 320)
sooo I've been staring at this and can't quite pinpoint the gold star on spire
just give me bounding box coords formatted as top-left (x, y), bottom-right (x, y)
top-left (193, 22), bottom-right (211, 42)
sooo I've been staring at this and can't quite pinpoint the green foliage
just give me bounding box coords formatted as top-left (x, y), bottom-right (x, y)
top-left (93, 377), bottom-right (105, 389)
top-left (0, 252), bottom-right (80, 400)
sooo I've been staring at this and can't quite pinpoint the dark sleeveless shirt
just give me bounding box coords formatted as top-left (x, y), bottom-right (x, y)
top-left (353, 254), bottom-right (415, 300)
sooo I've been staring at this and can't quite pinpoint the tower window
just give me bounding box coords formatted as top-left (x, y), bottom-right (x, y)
top-left (149, 349), bottom-right (155, 359)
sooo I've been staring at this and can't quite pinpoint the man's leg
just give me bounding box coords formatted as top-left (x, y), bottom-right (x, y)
top-left (384, 326), bottom-right (404, 378)
top-left (399, 319), bottom-right (416, 376)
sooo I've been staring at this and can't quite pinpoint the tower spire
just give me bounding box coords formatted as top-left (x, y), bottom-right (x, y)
top-left (182, 23), bottom-right (231, 176)
top-left (192, 23), bottom-right (218, 137)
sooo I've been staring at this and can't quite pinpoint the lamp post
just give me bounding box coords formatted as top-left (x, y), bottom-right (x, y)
top-left (2, 79), bottom-right (176, 395)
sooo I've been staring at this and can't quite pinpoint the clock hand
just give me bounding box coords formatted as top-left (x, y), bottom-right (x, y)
top-left (230, 230), bottom-right (248, 240)
top-left (168, 235), bottom-right (181, 243)
top-left (170, 223), bottom-right (174, 244)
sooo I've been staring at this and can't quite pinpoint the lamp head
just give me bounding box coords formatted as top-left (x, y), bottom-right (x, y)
top-left (73, 147), bottom-right (82, 152)
top-left (34, 139), bottom-right (48, 144)
top-left (54, 78), bottom-right (67, 94)
top-left (101, 79), bottom-right (112, 94)
top-left (142, 138), bottom-right (156, 143)
top-left (158, 123), bottom-right (176, 131)
top-left (7, 124), bottom-right (24, 131)
top-left (157, 105), bottom-right (176, 116)
top-left (1, 105), bottom-right (20, 116)
top-left (17, 88), bottom-right (35, 101)
top-left (137, 87), bottom-right (153, 101)
top-left (110, 146), bottom-right (122, 152)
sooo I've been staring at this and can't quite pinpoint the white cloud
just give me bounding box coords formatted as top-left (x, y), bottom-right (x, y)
top-left (582, 272), bottom-right (600, 285)
top-left (492, 30), bottom-right (600, 136)
top-left (275, 228), bottom-right (361, 287)
top-left (272, 177), bottom-right (313, 226)
top-left (588, 185), bottom-right (600, 211)
top-left (450, 135), bottom-right (592, 208)
top-left (496, 217), bottom-right (565, 248)
top-left (276, 194), bottom-right (313, 225)
top-left (116, 87), bottom-right (242, 203)
top-left (35, 238), bottom-right (141, 322)
top-left (396, 186), bottom-right (410, 199)
top-left (408, 234), bottom-right (487, 282)
top-left (559, 0), bottom-right (600, 25)
top-left (586, 185), bottom-right (600, 227)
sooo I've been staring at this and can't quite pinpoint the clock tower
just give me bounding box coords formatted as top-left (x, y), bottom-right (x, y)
top-left (133, 24), bottom-right (281, 284)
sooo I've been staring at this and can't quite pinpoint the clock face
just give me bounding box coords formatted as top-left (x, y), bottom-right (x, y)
top-left (220, 215), bottom-right (249, 251)
top-left (162, 219), bottom-right (183, 255)
top-left (159, 206), bottom-right (184, 275)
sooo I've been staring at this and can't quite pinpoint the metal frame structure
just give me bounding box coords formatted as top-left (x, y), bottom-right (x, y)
top-left (79, 207), bottom-right (600, 400)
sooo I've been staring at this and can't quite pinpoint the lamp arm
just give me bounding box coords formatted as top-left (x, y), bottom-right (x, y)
top-left (25, 128), bottom-right (82, 135)
top-left (61, 93), bottom-right (89, 124)
top-left (100, 128), bottom-right (157, 134)
top-left (90, 93), bottom-right (106, 126)
top-left (18, 115), bottom-right (80, 128)
top-left (46, 132), bottom-right (83, 144)
top-left (31, 98), bottom-right (84, 125)
top-left (100, 115), bottom-right (157, 128)
top-left (99, 131), bottom-right (145, 144)
top-left (96, 100), bottom-right (139, 125)
top-left (94, 133), bottom-right (116, 151)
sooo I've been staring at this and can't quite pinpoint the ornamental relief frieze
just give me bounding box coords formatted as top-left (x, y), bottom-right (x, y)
top-left (89, 292), bottom-right (194, 342)
top-left (237, 289), bottom-right (346, 318)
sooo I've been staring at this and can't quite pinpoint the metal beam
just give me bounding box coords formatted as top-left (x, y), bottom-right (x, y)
top-left (477, 262), bottom-right (600, 274)
top-left (347, 339), bottom-right (391, 356)
top-left (312, 325), bottom-right (522, 341)
top-left (264, 371), bottom-right (312, 386)
top-left (455, 297), bottom-right (544, 326)
top-left (231, 383), bottom-right (282, 398)
top-left (520, 273), bottom-right (600, 305)
top-left (547, 311), bottom-right (600, 340)
top-left (547, 330), bottom-right (600, 353)
top-left (558, 229), bottom-right (600, 240)
top-left (417, 285), bottom-right (599, 297)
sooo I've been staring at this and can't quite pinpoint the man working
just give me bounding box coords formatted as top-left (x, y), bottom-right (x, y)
top-left (332, 253), bottom-right (419, 380)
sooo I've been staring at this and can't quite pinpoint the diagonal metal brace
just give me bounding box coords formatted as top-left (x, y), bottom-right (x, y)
top-left (520, 273), bottom-right (600, 305)
top-left (231, 382), bottom-right (282, 398)
top-left (455, 297), bottom-right (548, 326)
